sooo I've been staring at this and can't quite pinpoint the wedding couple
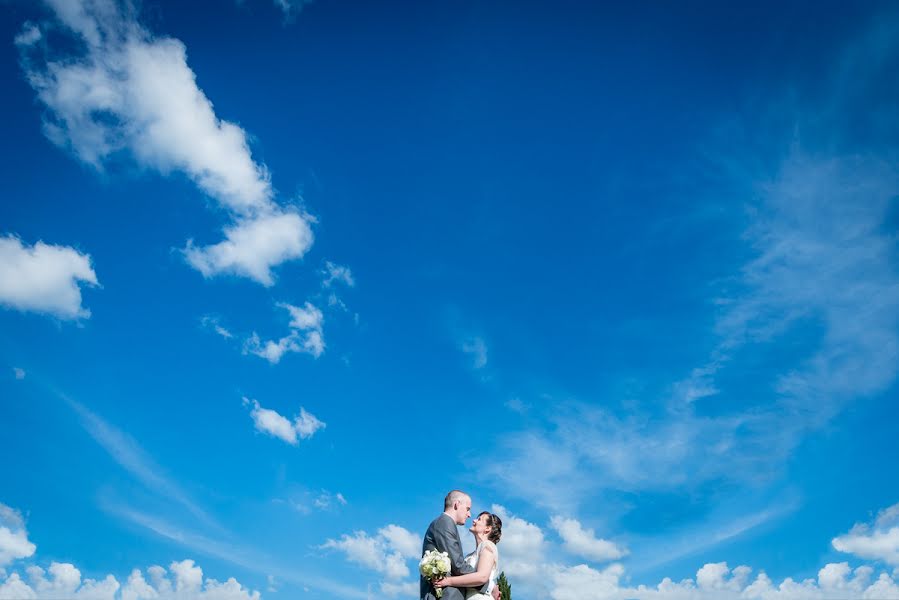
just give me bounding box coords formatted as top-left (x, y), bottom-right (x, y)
top-left (421, 490), bottom-right (503, 600)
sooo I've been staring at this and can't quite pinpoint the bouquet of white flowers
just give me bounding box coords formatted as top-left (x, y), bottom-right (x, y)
top-left (420, 549), bottom-right (452, 598)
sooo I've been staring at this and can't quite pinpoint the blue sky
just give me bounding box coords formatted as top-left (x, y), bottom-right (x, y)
top-left (2, 1), bottom-right (899, 598)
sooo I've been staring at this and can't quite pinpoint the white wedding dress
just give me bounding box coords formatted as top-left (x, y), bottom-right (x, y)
top-left (463, 540), bottom-right (498, 600)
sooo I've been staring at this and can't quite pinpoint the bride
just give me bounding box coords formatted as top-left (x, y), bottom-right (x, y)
top-left (434, 511), bottom-right (502, 600)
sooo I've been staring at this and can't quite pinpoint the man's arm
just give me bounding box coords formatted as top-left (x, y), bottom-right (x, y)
top-left (434, 517), bottom-right (474, 575)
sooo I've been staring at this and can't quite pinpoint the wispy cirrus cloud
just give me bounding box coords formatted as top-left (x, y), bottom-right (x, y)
top-left (0, 235), bottom-right (98, 320)
top-left (66, 398), bottom-right (215, 527)
top-left (18, 0), bottom-right (313, 285)
top-left (479, 19), bottom-right (899, 515)
top-left (101, 501), bottom-right (368, 598)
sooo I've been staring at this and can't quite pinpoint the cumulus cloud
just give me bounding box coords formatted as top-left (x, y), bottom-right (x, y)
top-left (465, 503), bottom-right (899, 599)
top-left (378, 524), bottom-right (420, 559)
top-left (12, 368), bottom-right (25, 380)
top-left (544, 560), bottom-right (899, 600)
top-left (833, 502), bottom-right (899, 566)
top-left (0, 503), bottom-right (36, 567)
top-left (244, 397), bottom-right (325, 445)
top-left (244, 302), bottom-right (325, 362)
top-left (1, 504), bottom-right (256, 599)
top-left (550, 515), bottom-right (627, 562)
top-left (322, 525), bottom-right (420, 582)
top-left (18, 0), bottom-right (313, 285)
top-left (1, 558), bottom-right (260, 599)
top-left (491, 505), bottom-right (546, 585)
top-left (0, 235), bottom-right (98, 320)
top-left (482, 547), bottom-right (899, 600)
top-left (185, 210), bottom-right (314, 286)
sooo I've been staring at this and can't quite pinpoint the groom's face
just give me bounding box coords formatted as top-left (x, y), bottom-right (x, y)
top-left (453, 496), bottom-right (472, 525)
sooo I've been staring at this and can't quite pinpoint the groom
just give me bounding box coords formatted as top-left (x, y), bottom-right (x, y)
top-left (421, 490), bottom-right (502, 600)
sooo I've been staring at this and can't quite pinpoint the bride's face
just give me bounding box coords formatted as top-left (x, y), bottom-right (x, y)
top-left (469, 513), bottom-right (491, 537)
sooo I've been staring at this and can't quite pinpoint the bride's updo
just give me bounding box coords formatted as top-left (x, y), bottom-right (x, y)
top-left (479, 511), bottom-right (502, 544)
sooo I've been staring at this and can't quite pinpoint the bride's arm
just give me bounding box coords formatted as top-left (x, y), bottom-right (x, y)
top-left (434, 544), bottom-right (495, 588)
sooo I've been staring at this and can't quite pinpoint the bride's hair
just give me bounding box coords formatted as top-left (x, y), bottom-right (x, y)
top-left (478, 511), bottom-right (502, 544)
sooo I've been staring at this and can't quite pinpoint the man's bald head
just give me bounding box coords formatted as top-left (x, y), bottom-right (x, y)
top-left (444, 490), bottom-right (472, 525)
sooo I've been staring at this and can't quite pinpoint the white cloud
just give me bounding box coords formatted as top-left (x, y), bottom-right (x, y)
top-left (378, 524), bottom-right (420, 559)
top-left (243, 397), bottom-right (325, 445)
top-left (295, 407), bottom-right (325, 439)
top-left (106, 503), bottom-right (367, 599)
top-left (12, 368), bottom-right (25, 380)
top-left (0, 504), bottom-right (36, 567)
top-left (323, 524), bottom-right (420, 583)
top-left (200, 315), bottom-right (233, 339)
top-left (550, 516), bottom-right (627, 562)
top-left (491, 505), bottom-right (546, 586)
top-left (0, 572), bottom-right (33, 599)
top-left (461, 336), bottom-right (488, 369)
top-left (169, 559), bottom-right (202, 592)
top-left (0, 235), bottom-right (98, 320)
top-left (0, 504), bottom-right (261, 599)
top-left (833, 502), bottom-right (899, 566)
top-left (185, 210), bottom-right (314, 286)
top-left (545, 562), bottom-right (626, 600)
top-left (323, 532), bottom-right (408, 580)
top-left (18, 0), bottom-right (314, 285)
top-left (479, 555), bottom-right (899, 600)
top-left (1, 558), bottom-right (260, 600)
top-left (380, 579), bottom-right (419, 597)
top-left (244, 302), bottom-right (325, 363)
top-left (482, 504), bottom-right (894, 600)
top-left (322, 261), bottom-right (355, 288)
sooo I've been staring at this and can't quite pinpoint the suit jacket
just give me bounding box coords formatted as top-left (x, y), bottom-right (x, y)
top-left (420, 513), bottom-right (475, 600)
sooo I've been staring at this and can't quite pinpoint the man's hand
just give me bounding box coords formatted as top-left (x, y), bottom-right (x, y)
top-left (492, 585), bottom-right (501, 600)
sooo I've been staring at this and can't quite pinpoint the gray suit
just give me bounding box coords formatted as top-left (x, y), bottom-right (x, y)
top-left (420, 513), bottom-right (475, 600)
